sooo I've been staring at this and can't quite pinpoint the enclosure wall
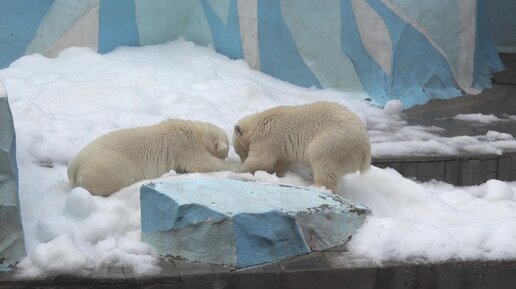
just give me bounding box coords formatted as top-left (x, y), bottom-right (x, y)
top-left (0, 0), bottom-right (509, 107)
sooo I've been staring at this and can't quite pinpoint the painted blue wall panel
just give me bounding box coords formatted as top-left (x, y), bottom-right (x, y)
top-left (257, 0), bottom-right (322, 89)
top-left (99, 0), bottom-right (140, 54)
top-left (371, 0), bottom-right (462, 106)
top-left (341, 0), bottom-right (462, 107)
top-left (0, 0), bottom-right (508, 106)
top-left (341, 0), bottom-right (389, 104)
top-left (0, 0), bottom-right (54, 68)
top-left (200, 0), bottom-right (243, 59)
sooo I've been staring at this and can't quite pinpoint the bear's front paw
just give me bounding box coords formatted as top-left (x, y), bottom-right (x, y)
top-left (228, 163), bottom-right (242, 173)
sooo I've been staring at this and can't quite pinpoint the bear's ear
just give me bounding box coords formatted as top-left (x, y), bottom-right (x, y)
top-left (215, 141), bottom-right (228, 152)
top-left (234, 125), bottom-right (244, 137)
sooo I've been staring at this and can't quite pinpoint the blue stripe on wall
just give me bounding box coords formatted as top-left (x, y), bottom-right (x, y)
top-left (372, 0), bottom-right (462, 106)
top-left (98, 0), bottom-right (140, 54)
top-left (200, 0), bottom-right (243, 59)
top-left (341, 0), bottom-right (388, 104)
top-left (0, 0), bottom-right (54, 68)
top-left (341, 0), bottom-right (462, 107)
top-left (473, 0), bottom-right (505, 91)
top-left (257, 0), bottom-right (322, 88)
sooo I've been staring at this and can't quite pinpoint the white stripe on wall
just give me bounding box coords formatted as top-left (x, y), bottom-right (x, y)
top-left (458, 0), bottom-right (478, 94)
top-left (237, 0), bottom-right (260, 70)
top-left (352, 0), bottom-right (392, 76)
top-left (46, 5), bottom-right (99, 57)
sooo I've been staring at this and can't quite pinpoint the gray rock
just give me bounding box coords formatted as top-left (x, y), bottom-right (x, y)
top-left (140, 178), bottom-right (370, 268)
top-left (0, 83), bottom-right (26, 271)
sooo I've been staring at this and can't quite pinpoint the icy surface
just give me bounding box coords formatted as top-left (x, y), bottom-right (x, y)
top-left (0, 40), bottom-right (515, 276)
top-left (144, 179), bottom-right (344, 216)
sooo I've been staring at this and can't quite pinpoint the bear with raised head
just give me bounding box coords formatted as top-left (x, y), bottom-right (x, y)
top-left (233, 102), bottom-right (371, 192)
top-left (68, 119), bottom-right (234, 196)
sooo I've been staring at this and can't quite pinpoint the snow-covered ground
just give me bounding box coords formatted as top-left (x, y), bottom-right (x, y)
top-left (1, 39), bottom-right (516, 277)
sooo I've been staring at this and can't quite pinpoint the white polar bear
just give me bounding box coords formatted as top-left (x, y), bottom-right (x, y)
top-left (233, 102), bottom-right (371, 192)
top-left (68, 119), bottom-right (234, 196)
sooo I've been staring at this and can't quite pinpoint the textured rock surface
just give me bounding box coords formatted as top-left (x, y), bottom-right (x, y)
top-left (141, 178), bottom-right (369, 268)
top-left (0, 83), bottom-right (25, 271)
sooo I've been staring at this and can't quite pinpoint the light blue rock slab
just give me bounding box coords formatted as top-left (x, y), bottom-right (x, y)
top-left (0, 83), bottom-right (26, 271)
top-left (140, 178), bottom-right (370, 268)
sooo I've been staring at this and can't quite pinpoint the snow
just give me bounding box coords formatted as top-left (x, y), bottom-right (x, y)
top-left (453, 113), bottom-right (504, 124)
top-left (382, 99), bottom-right (404, 116)
top-left (65, 188), bottom-right (97, 219)
top-left (26, 235), bottom-right (88, 276)
top-left (452, 113), bottom-right (516, 125)
top-left (342, 168), bottom-right (516, 262)
top-left (0, 39), bottom-right (516, 276)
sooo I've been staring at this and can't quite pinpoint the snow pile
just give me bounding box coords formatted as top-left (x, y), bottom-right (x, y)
top-left (1, 39), bottom-right (516, 276)
top-left (382, 99), bottom-right (404, 116)
top-left (342, 168), bottom-right (516, 263)
top-left (374, 129), bottom-right (516, 156)
top-left (15, 167), bottom-right (159, 277)
top-left (452, 113), bottom-right (516, 125)
top-left (453, 113), bottom-right (504, 124)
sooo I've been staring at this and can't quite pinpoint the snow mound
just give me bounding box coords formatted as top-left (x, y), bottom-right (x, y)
top-left (453, 113), bottom-right (502, 124)
top-left (65, 187), bottom-right (97, 219)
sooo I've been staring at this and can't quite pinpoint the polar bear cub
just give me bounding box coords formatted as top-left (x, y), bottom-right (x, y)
top-left (233, 102), bottom-right (371, 192)
top-left (68, 119), bottom-right (234, 196)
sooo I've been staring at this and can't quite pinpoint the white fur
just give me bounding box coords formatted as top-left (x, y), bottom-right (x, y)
top-left (68, 119), bottom-right (233, 196)
top-left (233, 102), bottom-right (371, 192)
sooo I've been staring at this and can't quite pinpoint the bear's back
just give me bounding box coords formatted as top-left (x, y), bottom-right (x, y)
top-left (262, 102), bottom-right (364, 133)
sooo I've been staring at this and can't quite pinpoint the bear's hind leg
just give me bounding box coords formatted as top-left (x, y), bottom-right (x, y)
top-left (312, 165), bottom-right (340, 192)
top-left (75, 157), bottom-right (138, 196)
top-left (273, 161), bottom-right (290, 177)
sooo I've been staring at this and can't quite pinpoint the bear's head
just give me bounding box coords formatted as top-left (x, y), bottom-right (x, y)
top-left (233, 123), bottom-right (249, 163)
top-left (195, 122), bottom-right (229, 159)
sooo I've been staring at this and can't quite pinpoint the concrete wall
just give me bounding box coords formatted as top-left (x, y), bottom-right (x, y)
top-left (487, 0), bottom-right (516, 53)
top-left (0, 0), bottom-right (507, 108)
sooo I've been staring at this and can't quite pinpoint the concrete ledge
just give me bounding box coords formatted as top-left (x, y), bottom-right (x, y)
top-left (2, 255), bottom-right (516, 289)
top-left (373, 151), bottom-right (516, 185)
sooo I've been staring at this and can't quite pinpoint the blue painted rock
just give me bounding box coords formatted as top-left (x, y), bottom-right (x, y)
top-left (140, 178), bottom-right (369, 268)
top-left (0, 84), bottom-right (26, 271)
